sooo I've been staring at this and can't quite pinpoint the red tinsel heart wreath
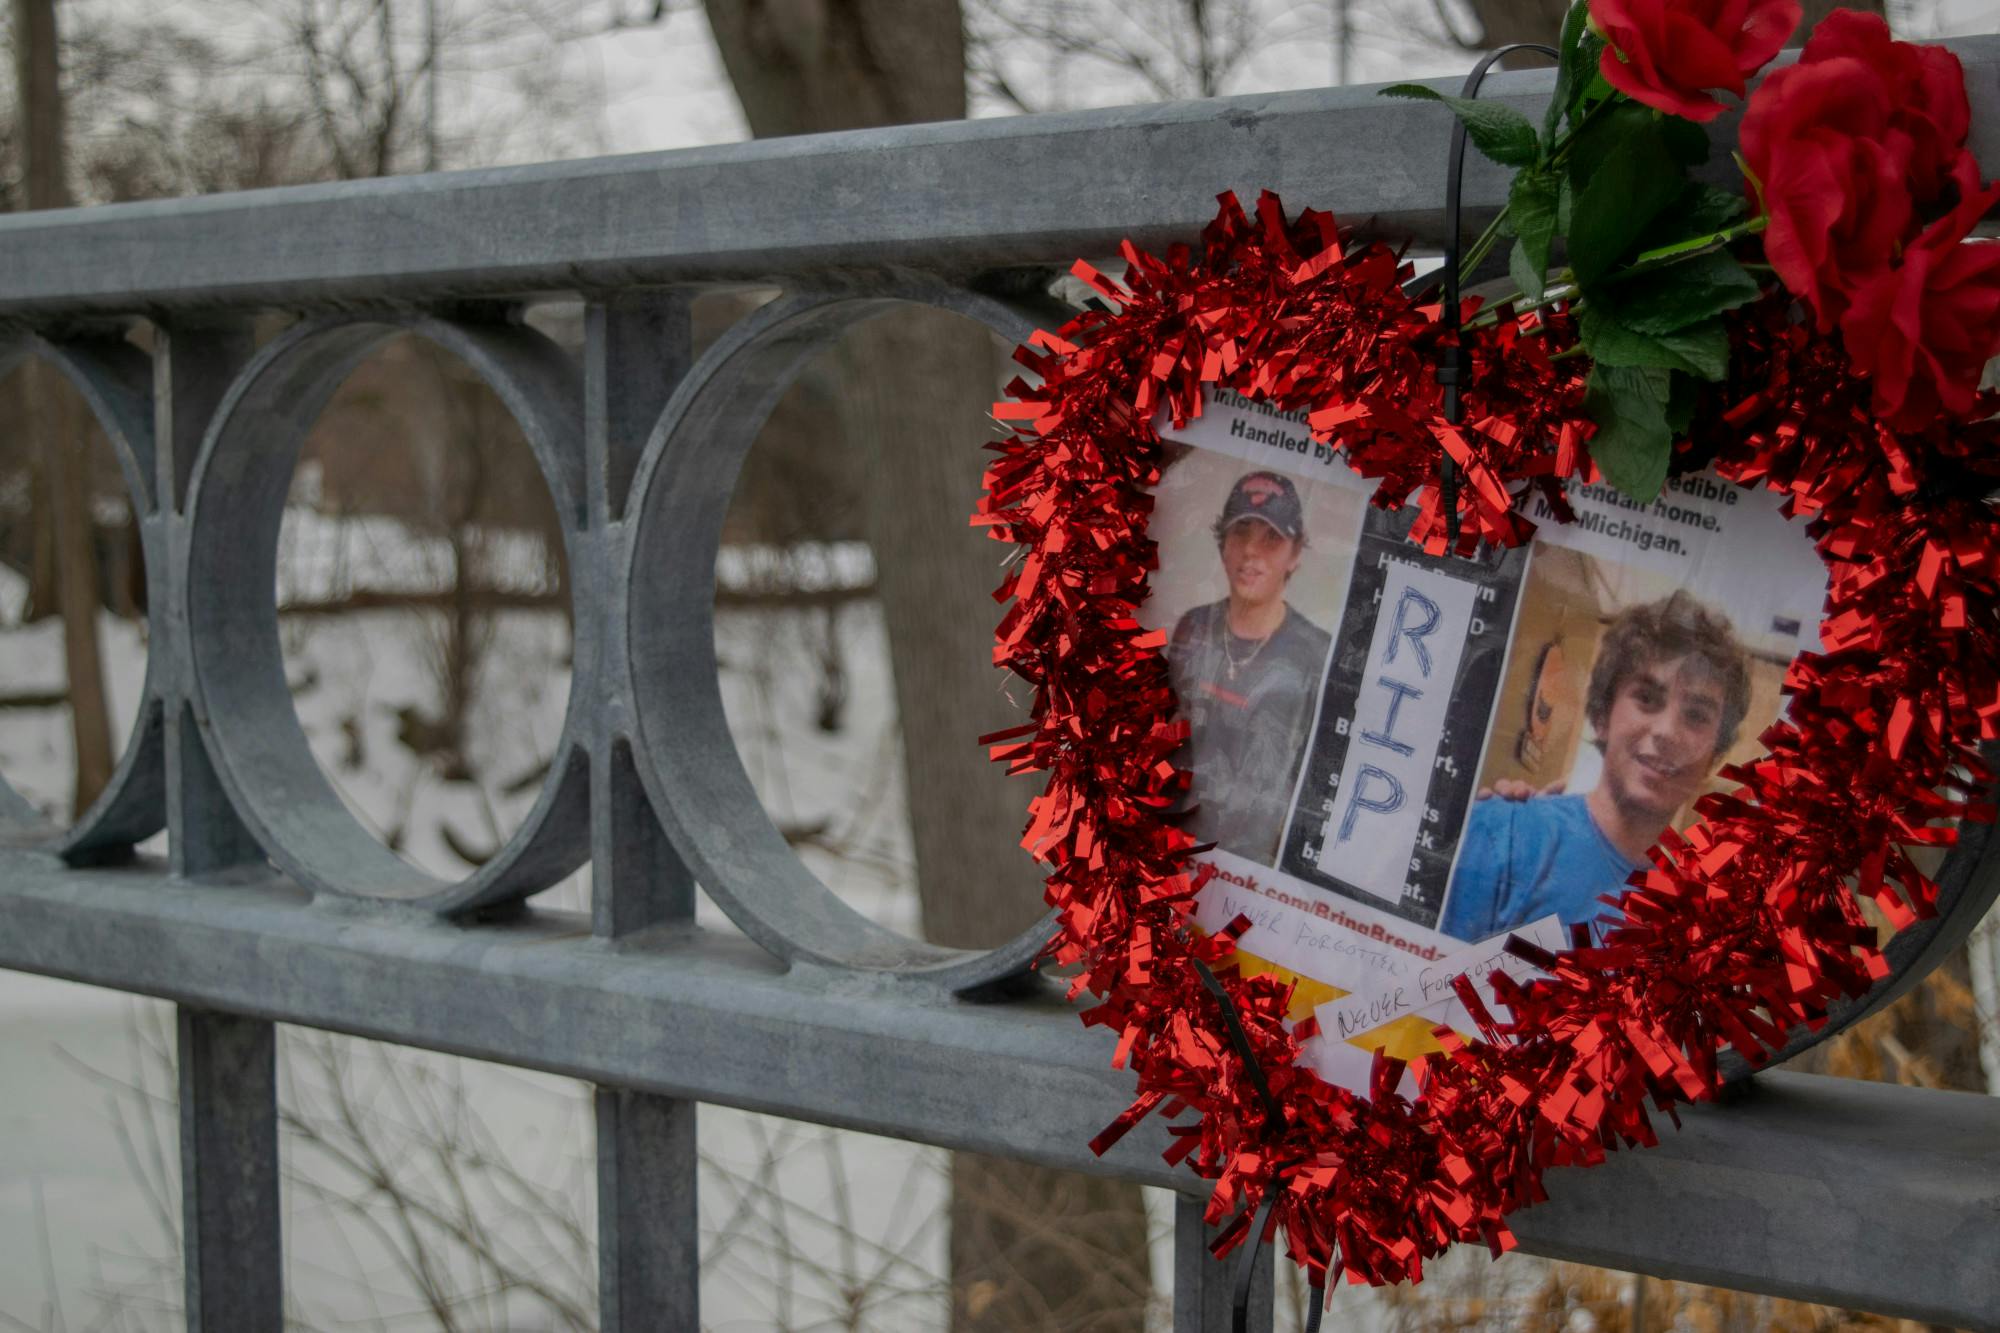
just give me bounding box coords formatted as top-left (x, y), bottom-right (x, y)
top-left (973, 188), bottom-right (2000, 1292)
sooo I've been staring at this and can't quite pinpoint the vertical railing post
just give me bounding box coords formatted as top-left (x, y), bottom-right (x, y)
top-left (584, 292), bottom-right (702, 1328)
top-left (585, 291), bottom-right (697, 937)
top-left (1175, 1193), bottom-right (1275, 1333)
top-left (155, 320), bottom-right (265, 878)
top-left (177, 1008), bottom-right (281, 1330)
top-left (595, 1087), bottom-right (701, 1330)
top-left (155, 320), bottom-right (286, 1330)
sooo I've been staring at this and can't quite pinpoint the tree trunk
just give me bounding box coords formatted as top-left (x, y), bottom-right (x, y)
top-left (13, 0), bottom-right (115, 816)
top-left (705, 4), bottom-right (1153, 1329)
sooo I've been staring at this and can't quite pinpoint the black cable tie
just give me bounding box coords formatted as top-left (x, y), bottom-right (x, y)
top-left (1434, 41), bottom-right (1558, 561)
top-left (1190, 955), bottom-right (1286, 1128)
top-left (1440, 454), bottom-right (1463, 555)
top-left (1204, 51), bottom-right (1569, 1322)
top-left (1232, 1187), bottom-right (1281, 1333)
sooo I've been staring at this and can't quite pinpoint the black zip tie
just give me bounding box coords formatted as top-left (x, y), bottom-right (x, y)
top-left (1439, 448), bottom-right (1463, 556)
top-left (1437, 41), bottom-right (1559, 559)
top-left (1185, 953), bottom-right (1293, 1333)
top-left (1190, 954), bottom-right (1286, 1128)
top-left (1222, 49), bottom-right (1569, 1276)
top-left (1231, 1186), bottom-right (1280, 1333)
top-left (1226, 1185), bottom-right (1331, 1333)
top-left (1203, 60), bottom-right (1577, 1328)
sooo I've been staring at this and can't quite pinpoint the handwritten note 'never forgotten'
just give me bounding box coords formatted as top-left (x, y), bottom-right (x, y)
top-left (1307, 914), bottom-right (1564, 1050)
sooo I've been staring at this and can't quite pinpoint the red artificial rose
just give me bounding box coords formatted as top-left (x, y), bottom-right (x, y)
top-left (1802, 10), bottom-right (1976, 203)
top-left (1740, 56), bottom-right (1914, 331)
top-left (1593, 0), bottom-right (1800, 122)
top-left (1839, 186), bottom-right (2000, 431)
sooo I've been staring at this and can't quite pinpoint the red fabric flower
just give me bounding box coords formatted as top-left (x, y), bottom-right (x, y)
top-left (1740, 55), bottom-right (1913, 331)
top-left (1741, 13), bottom-right (1987, 333)
top-left (1840, 186), bottom-right (2000, 431)
top-left (1801, 10), bottom-right (1976, 204)
top-left (1592, 0), bottom-right (1800, 122)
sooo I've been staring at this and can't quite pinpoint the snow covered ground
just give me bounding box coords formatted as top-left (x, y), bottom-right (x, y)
top-left (0, 566), bottom-right (150, 829)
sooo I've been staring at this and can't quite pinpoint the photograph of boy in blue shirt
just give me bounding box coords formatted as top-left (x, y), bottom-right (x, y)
top-left (1439, 591), bottom-right (1752, 942)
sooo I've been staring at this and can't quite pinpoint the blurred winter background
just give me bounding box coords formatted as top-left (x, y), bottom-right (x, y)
top-left (2, 0), bottom-right (1997, 1329)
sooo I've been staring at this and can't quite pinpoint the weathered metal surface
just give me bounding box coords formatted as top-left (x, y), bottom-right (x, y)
top-left (156, 321), bottom-right (270, 880)
top-left (0, 39), bottom-right (1986, 317)
top-left (1175, 1195), bottom-right (1275, 1333)
top-left (177, 1007), bottom-right (282, 1330)
top-left (2, 864), bottom-right (1998, 1326)
top-left (178, 313), bottom-right (593, 910)
top-left (596, 1088), bottom-right (700, 1331)
top-left (623, 278), bottom-right (1058, 985)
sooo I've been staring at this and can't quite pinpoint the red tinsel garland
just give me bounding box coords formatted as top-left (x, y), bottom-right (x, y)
top-left (975, 191), bottom-right (2000, 1290)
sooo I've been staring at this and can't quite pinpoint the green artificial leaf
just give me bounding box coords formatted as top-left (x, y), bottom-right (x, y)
top-left (1557, 176), bottom-right (1574, 235)
top-left (1587, 364), bottom-right (1674, 502)
top-left (1661, 114), bottom-right (1712, 167)
top-left (1567, 123), bottom-right (1685, 286)
top-left (1565, 100), bottom-right (1653, 185)
top-left (1510, 239), bottom-right (1544, 304)
top-left (1669, 320), bottom-right (1733, 380)
top-left (1673, 183), bottom-right (1748, 237)
top-left (1545, 1), bottom-right (1595, 143)
top-left (1632, 182), bottom-right (1749, 255)
top-left (1509, 170), bottom-right (1561, 300)
top-left (1665, 371), bottom-right (1701, 436)
top-left (1600, 249), bottom-right (1762, 335)
top-left (1579, 34), bottom-right (1608, 83)
top-left (1382, 83), bottom-right (1541, 167)
top-left (1580, 308), bottom-right (1732, 380)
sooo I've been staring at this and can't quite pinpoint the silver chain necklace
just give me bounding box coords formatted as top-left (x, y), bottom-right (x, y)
top-left (1216, 610), bottom-right (1277, 682)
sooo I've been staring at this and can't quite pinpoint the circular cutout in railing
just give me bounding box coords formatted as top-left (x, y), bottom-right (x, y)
top-left (185, 314), bottom-right (589, 911)
top-left (0, 335), bottom-right (163, 856)
top-left (625, 284), bottom-right (1061, 989)
top-left (273, 333), bottom-right (576, 884)
top-left (713, 296), bottom-right (1044, 943)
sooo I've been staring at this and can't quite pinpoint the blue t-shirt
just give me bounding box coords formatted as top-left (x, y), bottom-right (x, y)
top-left (1437, 793), bottom-right (1645, 942)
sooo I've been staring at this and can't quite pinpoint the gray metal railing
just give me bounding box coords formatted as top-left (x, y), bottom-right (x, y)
top-left (5, 45), bottom-right (2000, 1331)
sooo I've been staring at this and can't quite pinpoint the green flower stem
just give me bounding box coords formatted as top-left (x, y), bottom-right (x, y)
top-left (1463, 213), bottom-right (1770, 338)
top-left (1545, 92), bottom-right (1619, 170)
top-left (1610, 214), bottom-right (1768, 280)
top-left (1450, 93), bottom-right (1623, 288)
top-left (1464, 279), bottom-right (1578, 330)
top-left (1456, 213), bottom-right (1511, 286)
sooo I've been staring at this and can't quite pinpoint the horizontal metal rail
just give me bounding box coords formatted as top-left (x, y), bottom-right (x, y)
top-left (3, 862), bottom-right (1998, 1327)
top-left (0, 36), bottom-right (1987, 316)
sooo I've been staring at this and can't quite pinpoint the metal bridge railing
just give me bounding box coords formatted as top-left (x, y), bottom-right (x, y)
top-left (4, 43), bottom-right (2000, 1331)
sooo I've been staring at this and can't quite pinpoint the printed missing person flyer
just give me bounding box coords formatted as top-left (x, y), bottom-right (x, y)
top-left (1143, 389), bottom-right (1829, 1094)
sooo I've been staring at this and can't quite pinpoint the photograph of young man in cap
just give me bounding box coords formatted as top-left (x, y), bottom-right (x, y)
top-left (1439, 590), bottom-right (1752, 941)
top-left (1167, 470), bottom-right (1334, 864)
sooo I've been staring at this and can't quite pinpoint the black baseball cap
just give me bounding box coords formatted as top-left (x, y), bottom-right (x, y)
top-left (1215, 471), bottom-right (1306, 543)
